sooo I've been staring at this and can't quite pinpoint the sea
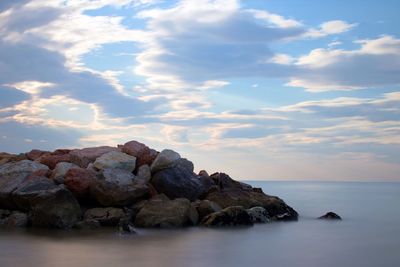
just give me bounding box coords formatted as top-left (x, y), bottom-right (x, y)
top-left (0, 181), bottom-right (399, 267)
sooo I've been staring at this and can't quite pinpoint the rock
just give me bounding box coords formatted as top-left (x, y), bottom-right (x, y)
top-left (50, 162), bottom-right (80, 184)
top-left (0, 160), bottom-right (49, 209)
top-left (90, 168), bottom-right (149, 206)
top-left (84, 207), bottom-right (125, 226)
top-left (0, 153), bottom-right (15, 165)
top-left (30, 186), bottom-right (81, 229)
top-left (74, 219), bottom-right (101, 230)
top-left (136, 164), bottom-right (151, 184)
top-left (64, 168), bottom-right (96, 197)
top-left (318, 212), bottom-right (342, 220)
top-left (206, 189), bottom-right (298, 221)
top-left (198, 170), bottom-right (209, 178)
top-left (93, 151), bottom-right (136, 172)
top-left (151, 160), bottom-right (204, 201)
top-left (118, 217), bottom-right (136, 234)
top-left (70, 146), bottom-right (119, 168)
top-left (247, 207), bottom-right (270, 223)
top-left (196, 200), bottom-right (222, 219)
top-left (150, 149), bottom-right (181, 173)
top-left (201, 206), bottom-right (253, 227)
top-left (122, 140), bottom-right (158, 168)
top-left (134, 195), bottom-right (198, 228)
top-left (210, 172), bottom-right (252, 190)
top-left (5, 212), bottom-right (28, 227)
top-left (39, 153), bottom-right (71, 169)
top-left (26, 149), bottom-right (49, 161)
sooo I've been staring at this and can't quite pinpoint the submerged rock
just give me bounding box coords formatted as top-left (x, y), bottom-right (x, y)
top-left (201, 206), bottom-right (253, 227)
top-left (134, 194), bottom-right (198, 228)
top-left (84, 207), bottom-right (125, 226)
top-left (318, 212), bottom-right (342, 220)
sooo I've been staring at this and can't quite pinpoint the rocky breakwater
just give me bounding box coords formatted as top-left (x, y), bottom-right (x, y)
top-left (0, 140), bottom-right (298, 231)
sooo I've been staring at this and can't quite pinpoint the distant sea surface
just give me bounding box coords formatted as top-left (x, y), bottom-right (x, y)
top-left (1, 181), bottom-right (400, 267)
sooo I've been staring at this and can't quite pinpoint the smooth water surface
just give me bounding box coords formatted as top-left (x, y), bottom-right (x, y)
top-left (1, 181), bottom-right (399, 267)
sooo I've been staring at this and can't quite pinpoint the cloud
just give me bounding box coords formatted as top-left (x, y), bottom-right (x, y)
top-left (305, 20), bottom-right (357, 38)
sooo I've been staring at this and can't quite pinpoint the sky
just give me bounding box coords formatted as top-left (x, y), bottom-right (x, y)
top-left (0, 0), bottom-right (399, 181)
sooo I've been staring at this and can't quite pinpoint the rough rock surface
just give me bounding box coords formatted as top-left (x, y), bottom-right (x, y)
top-left (151, 159), bottom-right (204, 201)
top-left (93, 151), bottom-right (136, 172)
top-left (134, 195), bottom-right (198, 228)
top-left (150, 149), bottom-right (181, 173)
top-left (136, 164), bottom-right (151, 184)
top-left (64, 168), bottom-right (96, 197)
top-left (247, 207), bottom-right (270, 223)
top-left (50, 162), bottom-right (79, 184)
top-left (318, 212), bottom-right (342, 220)
top-left (201, 206), bottom-right (253, 226)
top-left (84, 207), bottom-right (125, 226)
top-left (122, 140), bottom-right (157, 168)
top-left (195, 200), bottom-right (222, 219)
top-left (26, 150), bottom-right (49, 161)
top-left (70, 146), bottom-right (119, 168)
top-left (90, 168), bottom-right (149, 206)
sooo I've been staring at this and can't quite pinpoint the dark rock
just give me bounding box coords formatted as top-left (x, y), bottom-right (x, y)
top-left (74, 219), bottom-right (101, 230)
top-left (90, 168), bottom-right (149, 206)
top-left (118, 217), bottom-right (136, 234)
top-left (151, 160), bottom-right (204, 201)
top-left (206, 189), bottom-right (298, 221)
top-left (318, 212), bottom-right (342, 220)
top-left (64, 168), bottom-right (96, 197)
top-left (70, 146), bottom-right (119, 168)
top-left (5, 212), bottom-right (28, 227)
top-left (201, 206), bottom-right (253, 227)
top-left (210, 172), bottom-right (252, 190)
top-left (195, 200), bottom-right (222, 219)
top-left (247, 207), bottom-right (270, 223)
top-left (84, 207), bottom-right (125, 226)
top-left (134, 194), bottom-right (198, 228)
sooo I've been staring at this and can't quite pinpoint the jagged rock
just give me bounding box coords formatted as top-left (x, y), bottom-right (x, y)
top-left (50, 162), bottom-right (79, 184)
top-left (70, 146), bottom-right (119, 168)
top-left (64, 168), bottom-right (96, 197)
top-left (206, 189), bottom-right (298, 221)
top-left (136, 164), bottom-right (151, 183)
top-left (93, 151), bottom-right (136, 172)
top-left (0, 160), bottom-right (49, 209)
top-left (247, 207), bottom-right (270, 223)
top-left (151, 159), bottom-right (204, 201)
top-left (195, 199), bottom-right (222, 219)
top-left (134, 194), bottom-right (198, 228)
top-left (90, 168), bottom-right (149, 206)
top-left (150, 149), bottom-right (181, 173)
top-left (122, 140), bottom-right (158, 168)
top-left (201, 206), bottom-right (253, 226)
top-left (84, 207), bottom-right (125, 226)
top-left (318, 212), bottom-right (342, 220)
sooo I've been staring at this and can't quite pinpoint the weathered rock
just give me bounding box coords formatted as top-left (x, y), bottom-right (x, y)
top-left (136, 164), bottom-right (151, 184)
top-left (26, 149), bottom-right (49, 161)
top-left (210, 172), bottom-right (252, 190)
top-left (318, 212), bottom-right (342, 220)
top-left (150, 149), bottom-right (181, 173)
top-left (64, 168), bottom-right (96, 197)
top-left (134, 195), bottom-right (198, 228)
top-left (93, 151), bottom-right (136, 172)
top-left (50, 162), bottom-right (79, 184)
top-left (201, 206), bottom-right (253, 227)
top-left (122, 140), bottom-right (158, 168)
top-left (206, 189), bottom-right (298, 221)
top-left (0, 160), bottom-right (49, 209)
top-left (30, 186), bottom-right (81, 229)
top-left (39, 153), bottom-right (71, 169)
top-left (247, 207), bottom-right (270, 223)
top-left (151, 160), bottom-right (204, 201)
top-left (84, 207), bottom-right (125, 226)
top-left (70, 146), bottom-right (119, 168)
top-left (90, 168), bottom-right (149, 206)
top-left (196, 200), bottom-right (222, 219)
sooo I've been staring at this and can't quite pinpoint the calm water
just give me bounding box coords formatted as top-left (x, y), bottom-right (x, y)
top-left (1, 181), bottom-right (399, 267)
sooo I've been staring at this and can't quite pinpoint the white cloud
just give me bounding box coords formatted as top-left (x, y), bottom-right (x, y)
top-left (305, 20), bottom-right (357, 38)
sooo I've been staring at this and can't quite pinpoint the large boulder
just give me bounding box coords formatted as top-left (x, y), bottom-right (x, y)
top-left (0, 160), bottom-right (49, 209)
top-left (84, 207), bottom-right (125, 226)
top-left (122, 140), bottom-right (158, 168)
top-left (50, 162), bottom-right (79, 184)
top-left (90, 168), bottom-right (149, 206)
top-left (206, 189), bottom-right (298, 221)
top-left (134, 194), bottom-right (198, 228)
top-left (64, 168), bottom-right (96, 197)
top-left (201, 206), bottom-right (253, 227)
top-left (39, 153), bottom-right (71, 170)
top-left (151, 159), bottom-right (204, 201)
top-left (150, 149), bottom-right (181, 173)
top-left (93, 151), bottom-right (136, 172)
top-left (70, 146), bottom-right (119, 168)
top-left (247, 207), bottom-right (270, 223)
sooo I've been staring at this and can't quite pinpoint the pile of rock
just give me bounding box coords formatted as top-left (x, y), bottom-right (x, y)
top-left (0, 140), bottom-right (298, 231)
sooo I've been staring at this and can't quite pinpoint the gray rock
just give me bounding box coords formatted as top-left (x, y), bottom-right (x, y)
top-left (201, 206), bottom-right (253, 227)
top-left (134, 195), bottom-right (198, 228)
top-left (136, 164), bottom-right (151, 184)
top-left (90, 168), bottom-right (149, 206)
top-left (70, 146), bottom-right (119, 168)
top-left (50, 162), bottom-right (79, 184)
top-left (93, 151), bottom-right (136, 172)
top-left (150, 149), bottom-right (181, 173)
top-left (84, 207), bottom-right (125, 226)
top-left (247, 207), bottom-right (270, 223)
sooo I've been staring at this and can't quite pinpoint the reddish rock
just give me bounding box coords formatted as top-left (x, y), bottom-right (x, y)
top-left (26, 150), bottom-right (49, 161)
top-left (69, 146), bottom-right (119, 168)
top-left (122, 141), bottom-right (158, 168)
top-left (39, 154), bottom-right (71, 169)
top-left (52, 149), bottom-right (72, 155)
top-left (64, 168), bottom-right (96, 197)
